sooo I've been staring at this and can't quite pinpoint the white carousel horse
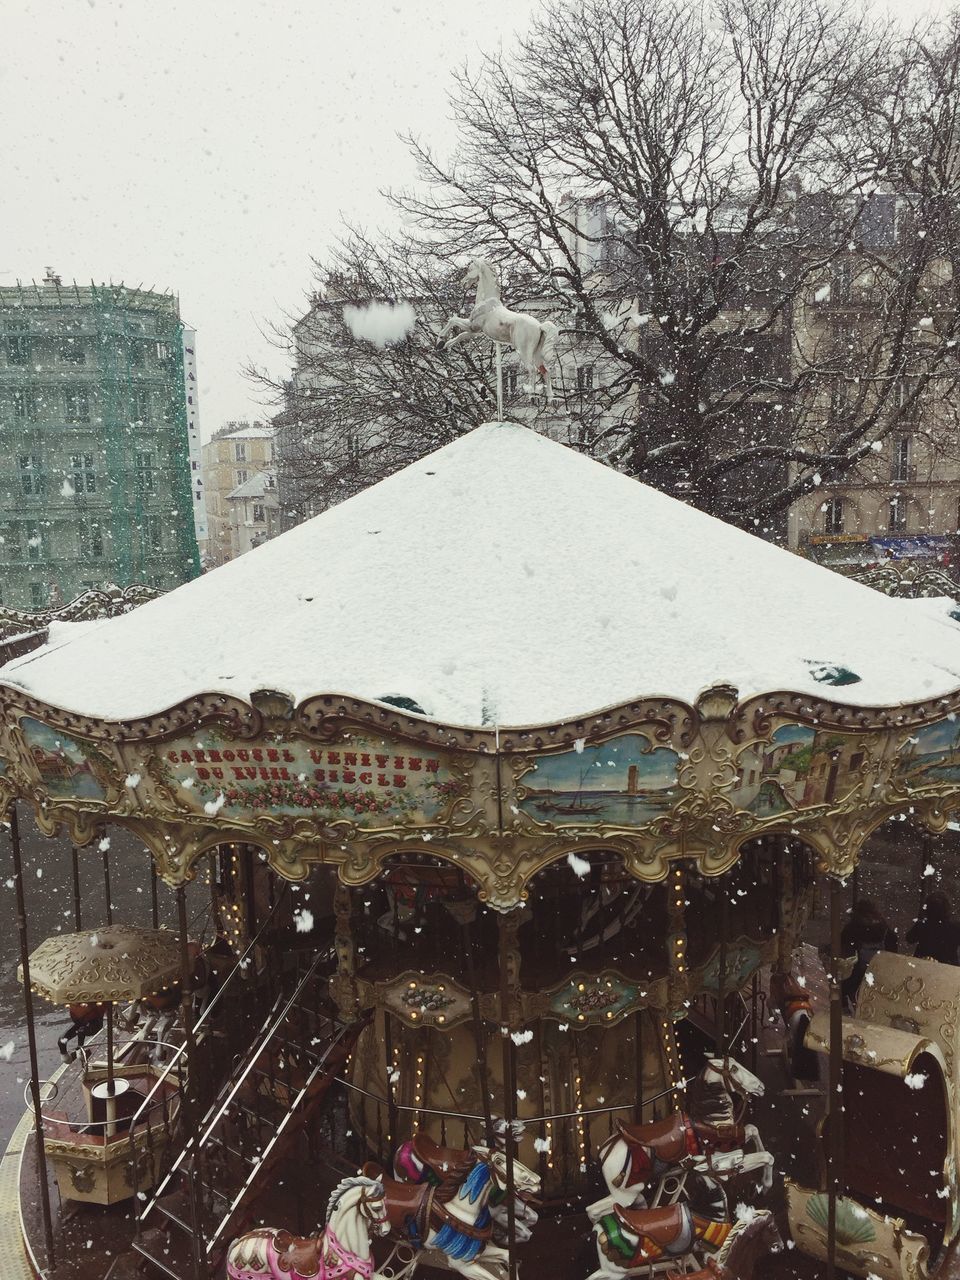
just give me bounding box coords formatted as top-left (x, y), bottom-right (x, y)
top-left (376, 1149), bottom-right (540, 1280)
top-left (438, 258), bottom-right (559, 402)
top-left (392, 1120), bottom-right (539, 1245)
top-left (226, 1174), bottom-right (389, 1280)
top-left (588, 1058), bottom-right (773, 1223)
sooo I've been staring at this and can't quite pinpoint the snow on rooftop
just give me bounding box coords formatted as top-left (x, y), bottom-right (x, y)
top-left (221, 424), bottom-right (275, 439)
top-left (4, 422), bottom-right (960, 726)
top-left (227, 471), bottom-right (274, 500)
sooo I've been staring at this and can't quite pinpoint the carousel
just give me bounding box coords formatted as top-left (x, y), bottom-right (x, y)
top-left (3, 420), bottom-right (960, 1280)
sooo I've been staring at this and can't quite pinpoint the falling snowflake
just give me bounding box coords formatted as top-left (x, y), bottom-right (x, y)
top-left (203, 792), bottom-right (226, 815)
top-left (567, 852), bottom-right (590, 879)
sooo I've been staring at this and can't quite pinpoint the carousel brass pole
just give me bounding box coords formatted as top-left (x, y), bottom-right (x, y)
top-left (718, 900), bottom-right (728, 1057)
top-left (71, 845), bottom-right (82, 930)
top-left (8, 802), bottom-right (56, 1271)
top-left (102, 839), bottom-right (113, 925)
top-left (633, 1010), bottom-right (644, 1123)
top-left (826, 875), bottom-right (845, 1280)
top-left (498, 911), bottom-right (519, 1280)
top-left (464, 912), bottom-right (494, 1145)
top-left (150, 861), bottom-right (159, 928)
top-left (176, 884), bottom-right (206, 1280)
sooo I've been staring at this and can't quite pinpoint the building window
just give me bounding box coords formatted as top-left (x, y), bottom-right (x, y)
top-left (12, 388), bottom-right (38, 420)
top-left (1, 523), bottom-right (20, 560)
top-left (266, 473), bottom-right (276, 490)
top-left (5, 335), bottom-right (30, 365)
top-left (29, 582), bottom-right (45, 608)
top-left (823, 497), bottom-right (844, 535)
top-left (23, 521), bottom-right (43, 561)
top-left (154, 340), bottom-right (172, 363)
top-left (892, 436), bottom-right (912, 482)
top-left (79, 520), bottom-right (104, 559)
top-left (71, 453), bottom-right (97, 493)
top-left (64, 388), bottom-right (90, 423)
top-left (504, 367), bottom-right (519, 398)
top-left (18, 455), bottom-right (44, 495)
top-left (131, 389), bottom-right (150, 422)
top-left (234, 442), bottom-right (247, 461)
top-left (130, 341), bottom-right (144, 367)
top-left (135, 452), bottom-right (155, 492)
top-left (577, 364), bottom-right (595, 392)
top-left (889, 494), bottom-right (907, 532)
top-left (58, 336), bottom-right (86, 364)
top-left (236, 469), bottom-right (249, 485)
top-left (145, 513), bottom-right (163, 552)
top-left (252, 503), bottom-right (265, 523)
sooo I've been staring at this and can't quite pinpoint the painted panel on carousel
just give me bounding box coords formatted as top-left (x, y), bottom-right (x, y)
top-left (896, 716), bottom-right (960, 791)
top-left (517, 733), bottom-right (678, 828)
top-left (148, 728), bottom-right (466, 829)
top-left (548, 972), bottom-right (642, 1026)
top-left (20, 717), bottom-right (110, 801)
top-left (376, 971), bottom-right (472, 1028)
top-left (696, 939), bottom-right (765, 997)
top-left (729, 724), bottom-right (867, 816)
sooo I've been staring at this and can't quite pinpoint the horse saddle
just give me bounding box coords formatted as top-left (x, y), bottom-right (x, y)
top-left (666, 1263), bottom-right (725, 1280)
top-left (613, 1112), bottom-right (699, 1184)
top-left (363, 1163), bottom-right (434, 1243)
top-left (271, 1230), bottom-right (322, 1277)
top-left (612, 1203), bottom-right (687, 1248)
top-left (411, 1133), bottom-right (478, 1197)
top-left (690, 1119), bottom-right (745, 1152)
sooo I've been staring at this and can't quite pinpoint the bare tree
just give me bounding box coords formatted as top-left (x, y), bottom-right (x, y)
top-left (388, 0), bottom-right (960, 528)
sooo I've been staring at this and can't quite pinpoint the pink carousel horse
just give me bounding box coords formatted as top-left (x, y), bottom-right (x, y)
top-left (226, 1174), bottom-right (388, 1280)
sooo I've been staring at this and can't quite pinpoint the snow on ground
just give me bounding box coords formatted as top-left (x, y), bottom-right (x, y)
top-left (4, 422), bottom-right (960, 726)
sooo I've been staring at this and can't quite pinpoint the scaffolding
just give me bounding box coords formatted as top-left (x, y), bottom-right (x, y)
top-left (0, 278), bottom-right (201, 609)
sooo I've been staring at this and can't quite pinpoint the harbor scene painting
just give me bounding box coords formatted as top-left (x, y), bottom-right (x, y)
top-left (517, 732), bottom-right (679, 827)
top-left (896, 717), bottom-right (960, 789)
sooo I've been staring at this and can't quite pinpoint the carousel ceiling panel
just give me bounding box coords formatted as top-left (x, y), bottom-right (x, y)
top-left (2, 422), bottom-right (960, 728)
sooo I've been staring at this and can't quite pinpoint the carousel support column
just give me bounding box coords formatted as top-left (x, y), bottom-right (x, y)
top-left (9, 803), bottom-right (56, 1272)
top-left (150, 861), bottom-right (159, 928)
top-left (826, 875), bottom-right (846, 1280)
top-left (633, 1010), bottom-right (644, 1123)
top-left (71, 844), bottom-right (83, 930)
top-left (177, 884), bottom-right (206, 1280)
top-left (383, 1011), bottom-right (399, 1148)
top-left (242, 844), bottom-right (258, 938)
top-left (498, 909), bottom-right (521, 1280)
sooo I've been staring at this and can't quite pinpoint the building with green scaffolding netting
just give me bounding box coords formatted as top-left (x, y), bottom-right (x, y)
top-left (0, 272), bottom-right (202, 609)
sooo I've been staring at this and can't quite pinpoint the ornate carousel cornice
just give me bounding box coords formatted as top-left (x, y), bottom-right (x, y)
top-left (3, 679), bottom-right (960, 907)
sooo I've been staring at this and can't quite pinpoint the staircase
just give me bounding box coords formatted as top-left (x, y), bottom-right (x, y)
top-left (129, 950), bottom-right (366, 1279)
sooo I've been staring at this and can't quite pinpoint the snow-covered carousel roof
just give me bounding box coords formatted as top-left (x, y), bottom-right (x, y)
top-left (4, 421), bottom-right (960, 726)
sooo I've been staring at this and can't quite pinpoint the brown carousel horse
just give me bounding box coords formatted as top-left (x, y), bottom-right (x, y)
top-left (590, 1058), bottom-right (773, 1220)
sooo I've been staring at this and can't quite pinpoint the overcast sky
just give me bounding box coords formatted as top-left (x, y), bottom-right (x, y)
top-left (1, 0), bottom-right (953, 437)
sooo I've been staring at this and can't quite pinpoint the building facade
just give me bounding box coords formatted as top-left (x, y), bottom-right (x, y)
top-left (201, 422), bottom-right (275, 565)
top-left (0, 274), bottom-right (202, 610)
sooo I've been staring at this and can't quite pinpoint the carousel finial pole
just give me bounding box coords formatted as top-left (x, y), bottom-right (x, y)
top-left (8, 802), bottom-right (57, 1271)
top-left (496, 341), bottom-right (504, 421)
top-left (826, 874), bottom-right (846, 1280)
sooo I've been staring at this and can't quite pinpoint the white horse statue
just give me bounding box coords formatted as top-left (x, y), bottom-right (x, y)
top-left (438, 258), bottom-right (559, 403)
top-left (226, 1174), bottom-right (389, 1280)
top-left (588, 1057), bottom-right (773, 1223)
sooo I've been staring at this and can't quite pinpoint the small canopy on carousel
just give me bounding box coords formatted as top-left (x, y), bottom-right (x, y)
top-left (21, 925), bottom-right (182, 1005)
top-left (3, 422), bottom-right (960, 727)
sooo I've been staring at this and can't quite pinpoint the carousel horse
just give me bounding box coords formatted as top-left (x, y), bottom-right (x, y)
top-left (393, 1120), bottom-right (539, 1244)
top-left (590, 1058), bottom-right (773, 1220)
top-left (588, 1176), bottom-right (732, 1278)
top-left (661, 1211), bottom-right (783, 1280)
top-left (437, 258), bottom-right (559, 402)
top-left (225, 1174), bottom-right (388, 1280)
top-left (57, 1002), bottom-right (107, 1064)
top-left (768, 970), bottom-right (817, 1083)
top-left (367, 1149), bottom-right (540, 1280)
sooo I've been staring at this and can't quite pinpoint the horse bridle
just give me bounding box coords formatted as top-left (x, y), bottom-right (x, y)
top-left (356, 1186), bottom-right (386, 1227)
top-left (710, 1059), bottom-right (748, 1128)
